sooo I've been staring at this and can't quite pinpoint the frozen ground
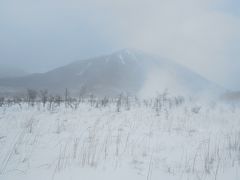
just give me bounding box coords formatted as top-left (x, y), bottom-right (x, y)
top-left (0, 96), bottom-right (240, 180)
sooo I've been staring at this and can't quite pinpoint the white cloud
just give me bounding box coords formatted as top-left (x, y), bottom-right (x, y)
top-left (94, 0), bottom-right (240, 88)
top-left (1, 0), bottom-right (240, 89)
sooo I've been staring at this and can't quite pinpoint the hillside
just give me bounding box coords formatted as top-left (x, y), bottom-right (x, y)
top-left (0, 49), bottom-right (223, 96)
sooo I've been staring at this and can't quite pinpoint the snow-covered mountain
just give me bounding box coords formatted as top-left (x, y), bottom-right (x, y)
top-left (0, 49), bottom-right (223, 96)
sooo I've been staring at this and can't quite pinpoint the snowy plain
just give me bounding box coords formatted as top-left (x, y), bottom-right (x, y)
top-left (0, 96), bottom-right (239, 180)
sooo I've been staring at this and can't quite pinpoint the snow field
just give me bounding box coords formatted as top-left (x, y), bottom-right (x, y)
top-left (0, 97), bottom-right (239, 180)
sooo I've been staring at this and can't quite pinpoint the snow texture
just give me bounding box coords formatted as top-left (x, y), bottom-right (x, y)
top-left (0, 96), bottom-right (239, 180)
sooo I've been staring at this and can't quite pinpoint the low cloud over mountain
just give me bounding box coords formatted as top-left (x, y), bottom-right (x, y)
top-left (0, 49), bottom-right (224, 97)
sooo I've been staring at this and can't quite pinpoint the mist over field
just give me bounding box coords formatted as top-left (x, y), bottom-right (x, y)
top-left (0, 0), bottom-right (240, 180)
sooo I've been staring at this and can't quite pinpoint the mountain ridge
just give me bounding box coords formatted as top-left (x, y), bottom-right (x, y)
top-left (0, 49), bottom-right (225, 97)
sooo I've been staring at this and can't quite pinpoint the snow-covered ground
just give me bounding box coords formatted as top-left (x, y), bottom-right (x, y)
top-left (0, 97), bottom-right (240, 180)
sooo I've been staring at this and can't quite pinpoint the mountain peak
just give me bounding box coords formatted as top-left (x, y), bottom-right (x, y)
top-left (106, 48), bottom-right (149, 65)
top-left (0, 50), bottom-right (224, 97)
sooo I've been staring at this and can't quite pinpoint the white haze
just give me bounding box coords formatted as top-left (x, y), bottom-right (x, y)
top-left (138, 68), bottom-right (188, 98)
top-left (0, 0), bottom-right (240, 90)
top-left (86, 0), bottom-right (240, 90)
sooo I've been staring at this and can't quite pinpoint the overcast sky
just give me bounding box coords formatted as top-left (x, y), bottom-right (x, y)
top-left (0, 0), bottom-right (240, 90)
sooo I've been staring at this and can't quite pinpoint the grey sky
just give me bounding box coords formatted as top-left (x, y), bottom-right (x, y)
top-left (0, 0), bottom-right (240, 90)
